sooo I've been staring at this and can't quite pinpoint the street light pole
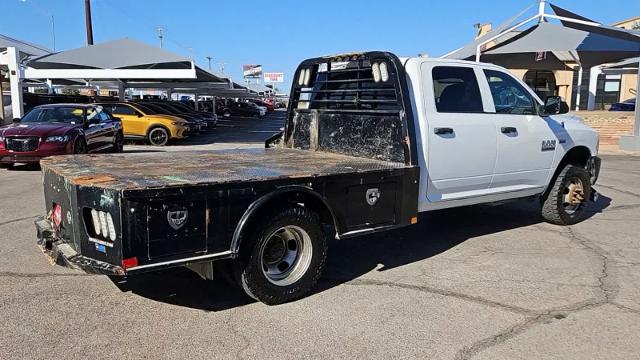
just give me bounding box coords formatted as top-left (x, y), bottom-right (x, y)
top-left (156, 27), bottom-right (164, 48)
top-left (206, 56), bottom-right (213, 70)
top-left (51, 15), bottom-right (56, 51)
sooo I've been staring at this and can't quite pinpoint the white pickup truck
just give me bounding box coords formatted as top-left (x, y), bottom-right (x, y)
top-left (36, 51), bottom-right (601, 304)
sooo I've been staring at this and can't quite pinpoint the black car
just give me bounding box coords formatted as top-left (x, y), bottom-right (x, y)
top-left (217, 101), bottom-right (262, 118)
top-left (609, 98), bottom-right (636, 112)
top-left (167, 102), bottom-right (218, 129)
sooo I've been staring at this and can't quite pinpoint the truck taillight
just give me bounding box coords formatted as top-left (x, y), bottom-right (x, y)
top-left (122, 257), bottom-right (138, 269)
top-left (52, 203), bottom-right (62, 229)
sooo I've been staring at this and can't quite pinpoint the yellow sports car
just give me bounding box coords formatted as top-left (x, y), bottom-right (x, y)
top-left (97, 102), bottom-right (189, 146)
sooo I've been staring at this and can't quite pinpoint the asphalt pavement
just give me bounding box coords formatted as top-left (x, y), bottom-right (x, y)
top-left (1, 111), bottom-right (639, 359)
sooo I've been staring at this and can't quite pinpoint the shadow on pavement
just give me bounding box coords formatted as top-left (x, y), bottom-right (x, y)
top-left (2, 163), bottom-right (41, 171)
top-left (111, 195), bottom-right (610, 311)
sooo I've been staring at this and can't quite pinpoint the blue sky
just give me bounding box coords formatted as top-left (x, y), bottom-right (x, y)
top-left (1, 0), bottom-right (638, 89)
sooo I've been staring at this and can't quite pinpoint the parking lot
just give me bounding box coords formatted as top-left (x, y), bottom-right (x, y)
top-left (1, 112), bottom-right (639, 359)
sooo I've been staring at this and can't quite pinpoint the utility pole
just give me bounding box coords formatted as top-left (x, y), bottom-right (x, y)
top-left (219, 61), bottom-right (225, 74)
top-left (206, 56), bottom-right (213, 70)
top-left (156, 27), bottom-right (165, 48)
top-left (84, 0), bottom-right (94, 45)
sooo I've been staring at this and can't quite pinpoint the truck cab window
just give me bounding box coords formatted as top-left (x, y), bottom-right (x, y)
top-left (432, 66), bottom-right (483, 113)
top-left (483, 69), bottom-right (536, 115)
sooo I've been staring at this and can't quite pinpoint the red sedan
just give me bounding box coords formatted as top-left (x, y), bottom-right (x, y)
top-left (0, 104), bottom-right (123, 168)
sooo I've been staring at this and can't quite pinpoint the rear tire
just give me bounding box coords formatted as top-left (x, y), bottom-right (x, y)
top-left (234, 206), bottom-right (328, 305)
top-left (147, 127), bottom-right (169, 146)
top-left (542, 164), bottom-right (591, 225)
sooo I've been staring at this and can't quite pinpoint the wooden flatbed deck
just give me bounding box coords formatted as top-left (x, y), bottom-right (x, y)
top-left (41, 148), bottom-right (411, 191)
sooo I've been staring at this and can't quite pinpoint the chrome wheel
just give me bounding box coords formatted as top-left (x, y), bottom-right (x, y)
top-left (148, 128), bottom-right (169, 146)
top-left (260, 225), bottom-right (313, 286)
top-left (563, 177), bottom-right (585, 214)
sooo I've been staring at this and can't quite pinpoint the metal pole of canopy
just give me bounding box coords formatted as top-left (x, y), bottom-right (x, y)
top-left (7, 47), bottom-right (24, 118)
top-left (575, 65), bottom-right (583, 111)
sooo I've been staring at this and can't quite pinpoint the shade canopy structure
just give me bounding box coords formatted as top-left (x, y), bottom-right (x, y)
top-left (0, 34), bottom-right (50, 60)
top-left (442, 0), bottom-right (640, 113)
top-left (23, 38), bottom-right (198, 81)
top-left (2, 38), bottom-right (262, 116)
top-left (443, 2), bottom-right (640, 67)
top-left (244, 82), bottom-right (275, 96)
top-left (0, 35), bottom-right (51, 121)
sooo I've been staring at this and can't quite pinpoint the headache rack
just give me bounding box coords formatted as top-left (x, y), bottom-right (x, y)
top-left (286, 51), bottom-right (417, 165)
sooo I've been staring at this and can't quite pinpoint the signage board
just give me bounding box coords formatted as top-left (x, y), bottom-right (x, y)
top-left (243, 64), bottom-right (263, 78)
top-left (264, 72), bottom-right (284, 83)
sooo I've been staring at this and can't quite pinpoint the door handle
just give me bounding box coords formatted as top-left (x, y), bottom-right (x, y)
top-left (434, 127), bottom-right (454, 135)
top-left (501, 127), bottom-right (517, 134)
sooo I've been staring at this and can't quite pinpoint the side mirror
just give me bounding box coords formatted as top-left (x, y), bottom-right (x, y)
top-left (136, 112), bottom-right (143, 118)
top-left (12, 117), bottom-right (20, 123)
top-left (544, 96), bottom-right (570, 115)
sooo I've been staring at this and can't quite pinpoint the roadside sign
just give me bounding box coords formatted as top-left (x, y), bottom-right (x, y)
top-left (535, 51), bottom-right (547, 62)
top-left (264, 72), bottom-right (284, 83)
top-left (243, 64), bottom-right (263, 78)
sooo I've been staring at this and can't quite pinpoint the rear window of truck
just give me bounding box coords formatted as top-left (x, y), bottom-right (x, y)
top-left (432, 66), bottom-right (483, 113)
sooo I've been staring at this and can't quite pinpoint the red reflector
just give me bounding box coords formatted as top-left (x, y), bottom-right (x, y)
top-left (122, 257), bottom-right (138, 269)
top-left (52, 203), bottom-right (62, 229)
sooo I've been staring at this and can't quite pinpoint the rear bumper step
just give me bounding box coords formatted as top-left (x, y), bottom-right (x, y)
top-left (35, 217), bottom-right (125, 276)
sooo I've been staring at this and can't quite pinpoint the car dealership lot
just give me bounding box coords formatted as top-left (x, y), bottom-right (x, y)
top-left (1, 113), bottom-right (639, 359)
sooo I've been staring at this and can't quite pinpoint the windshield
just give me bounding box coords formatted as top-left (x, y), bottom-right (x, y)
top-left (21, 106), bottom-right (85, 124)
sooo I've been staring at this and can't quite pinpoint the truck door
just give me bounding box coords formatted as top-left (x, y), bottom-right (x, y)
top-left (480, 69), bottom-right (559, 191)
top-left (421, 64), bottom-right (497, 201)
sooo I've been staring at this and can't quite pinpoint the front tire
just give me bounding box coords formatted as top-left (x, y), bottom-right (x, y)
top-left (542, 164), bottom-right (591, 225)
top-left (73, 138), bottom-right (87, 154)
top-left (111, 132), bottom-right (124, 153)
top-left (234, 206), bottom-right (328, 305)
top-left (148, 127), bottom-right (169, 146)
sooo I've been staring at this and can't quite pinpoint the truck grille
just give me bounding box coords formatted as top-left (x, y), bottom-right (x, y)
top-left (5, 137), bottom-right (40, 152)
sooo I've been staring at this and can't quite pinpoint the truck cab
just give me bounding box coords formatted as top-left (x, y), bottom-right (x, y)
top-left (400, 57), bottom-right (599, 211)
